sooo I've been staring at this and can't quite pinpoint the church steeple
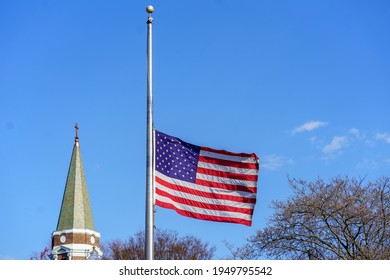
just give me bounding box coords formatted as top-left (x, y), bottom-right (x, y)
top-left (50, 124), bottom-right (102, 260)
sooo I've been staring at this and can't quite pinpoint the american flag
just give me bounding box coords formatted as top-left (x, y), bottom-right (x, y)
top-left (154, 130), bottom-right (259, 226)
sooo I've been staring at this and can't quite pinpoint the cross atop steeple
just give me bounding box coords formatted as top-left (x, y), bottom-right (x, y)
top-left (75, 123), bottom-right (79, 143)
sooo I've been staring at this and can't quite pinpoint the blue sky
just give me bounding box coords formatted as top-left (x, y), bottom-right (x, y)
top-left (1, 0), bottom-right (389, 259)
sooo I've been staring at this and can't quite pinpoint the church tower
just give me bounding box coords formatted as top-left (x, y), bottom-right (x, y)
top-left (50, 124), bottom-right (102, 260)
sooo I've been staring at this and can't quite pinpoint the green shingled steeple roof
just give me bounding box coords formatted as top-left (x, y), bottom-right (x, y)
top-left (56, 124), bottom-right (95, 231)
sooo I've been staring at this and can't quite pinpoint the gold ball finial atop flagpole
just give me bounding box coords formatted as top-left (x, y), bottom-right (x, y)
top-left (146, 5), bottom-right (154, 14)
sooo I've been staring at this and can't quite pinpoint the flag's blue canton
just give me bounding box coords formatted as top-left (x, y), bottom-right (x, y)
top-left (155, 131), bottom-right (200, 183)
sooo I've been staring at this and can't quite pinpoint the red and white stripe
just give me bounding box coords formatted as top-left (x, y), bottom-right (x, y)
top-left (155, 147), bottom-right (259, 226)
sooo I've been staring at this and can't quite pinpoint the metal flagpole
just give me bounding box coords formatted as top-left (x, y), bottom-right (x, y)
top-left (145, 5), bottom-right (155, 260)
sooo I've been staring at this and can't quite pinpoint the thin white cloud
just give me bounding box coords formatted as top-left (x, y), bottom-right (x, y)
top-left (261, 154), bottom-right (292, 171)
top-left (349, 128), bottom-right (361, 138)
top-left (292, 121), bottom-right (328, 134)
top-left (357, 157), bottom-right (390, 169)
top-left (322, 136), bottom-right (348, 154)
top-left (376, 132), bottom-right (390, 143)
top-left (349, 128), bottom-right (367, 142)
top-left (349, 128), bottom-right (359, 134)
top-left (356, 158), bottom-right (380, 170)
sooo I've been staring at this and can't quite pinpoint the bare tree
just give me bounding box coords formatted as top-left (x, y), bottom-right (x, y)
top-left (30, 242), bottom-right (51, 260)
top-left (229, 176), bottom-right (390, 260)
top-left (102, 228), bottom-right (216, 260)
